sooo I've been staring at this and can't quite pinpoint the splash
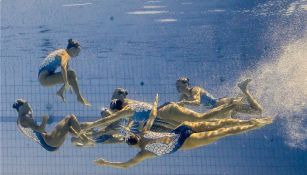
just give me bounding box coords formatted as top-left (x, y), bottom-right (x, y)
top-left (238, 35), bottom-right (307, 149)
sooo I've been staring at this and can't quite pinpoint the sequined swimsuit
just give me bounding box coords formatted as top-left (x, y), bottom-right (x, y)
top-left (143, 125), bottom-right (193, 156)
top-left (38, 50), bottom-right (64, 76)
top-left (17, 119), bottom-right (58, 151)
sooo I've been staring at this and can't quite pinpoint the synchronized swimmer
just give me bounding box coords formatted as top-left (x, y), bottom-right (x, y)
top-left (94, 95), bottom-right (272, 168)
top-left (38, 39), bottom-right (91, 106)
top-left (176, 77), bottom-right (263, 116)
top-left (14, 38), bottom-right (273, 169)
top-left (13, 99), bottom-right (94, 151)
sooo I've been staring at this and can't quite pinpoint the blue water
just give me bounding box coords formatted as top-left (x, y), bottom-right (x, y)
top-left (1, 0), bottom-right (307, 174)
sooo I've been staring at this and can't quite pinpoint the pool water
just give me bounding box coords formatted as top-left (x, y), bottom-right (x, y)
top-left (1, 0), bottom-right (306, 174)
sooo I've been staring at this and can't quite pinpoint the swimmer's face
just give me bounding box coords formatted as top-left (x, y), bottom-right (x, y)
top-left (176, 81), bottom-right (188, 93)
top-left (100, 108), bottom-right (111, 118)
top-left (68, 46), bottom-right (81, 57)
top-left (112, 88), bottom-right (128, 101)
top-left (13, 99), bottom-right (32, 115)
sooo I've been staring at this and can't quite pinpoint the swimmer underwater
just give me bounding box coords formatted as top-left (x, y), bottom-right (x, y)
top-left (38, 39), bottom-right (91, 106)
top-left (93, 95), bottom-right (272, 168)
top-left (13, 99), bottom-right (94, 151)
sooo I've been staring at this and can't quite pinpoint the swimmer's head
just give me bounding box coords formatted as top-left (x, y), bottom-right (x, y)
top-left (126, 134), bottom-right (140, 146)
top-left (112, 88), bottom-right (128, 101)
top-left (13, 99), bottom-right (32, 115)
top-left (66, 39), bottom-right (81, 57)
top-left (176, 77), bottom-right (190, 93)
top-left (100, 108), bottom-right (112, 118)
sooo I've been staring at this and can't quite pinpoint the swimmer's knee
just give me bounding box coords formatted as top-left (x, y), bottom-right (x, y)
top-left (69, 114), bottom-right (77, 120)
top-left (68, 70), bottom-right (77, 79)
top-left (38, 77), bottom-right (50, 87)
top-left (254, 109), bottom-right (262, 115)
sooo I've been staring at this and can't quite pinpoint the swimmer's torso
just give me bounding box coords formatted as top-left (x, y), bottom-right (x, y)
top-left (126, 99), bottom-right (152, 122)
top-left (38, 49), bottom-right (70, 75)
top-left (140, 125), bottom-right (193, 156)
top-left (141, 131), bottom-right (180, 156)
top-left (183, 86), bottom-right (218, 108)
top-left (17, 116), bottom-right (58, 151)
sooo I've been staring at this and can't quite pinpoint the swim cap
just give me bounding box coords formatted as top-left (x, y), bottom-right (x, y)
top-left (110, 99), bottom-right (124, 110)
top-left (67, 39), bottom-right (80, 49)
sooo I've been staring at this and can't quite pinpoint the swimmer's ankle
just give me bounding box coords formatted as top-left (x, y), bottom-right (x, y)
top-left (77, 96), bottom-right (91, 106)
top-left (238, 79), bottom-right (252, 92)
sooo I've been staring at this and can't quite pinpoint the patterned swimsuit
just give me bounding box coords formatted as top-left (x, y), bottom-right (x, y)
top-left (17, 119), bottom-right (58, 151)
top-left (38, 50), bottom-right (64, 76)
top-left (200, 92), bottom-right (218, 108)
top-left (143, 125), bottom-right (193, 156)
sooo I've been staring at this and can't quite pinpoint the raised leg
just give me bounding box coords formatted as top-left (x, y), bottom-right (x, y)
top-left (66, 70), bottom-right (91, 106)
top-left (43, 115), bottom-right (94, 147)
top-left (158, 102), bottom-right (236, 123)
top-left (237, 79), bottom-right (263, 114)
top-left (181, 118), bottom-right (259, 132)
top-left (182, 117), bottom-right (272, 150)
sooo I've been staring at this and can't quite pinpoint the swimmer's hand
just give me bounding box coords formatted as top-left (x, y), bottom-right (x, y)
top-left (177, 101), bottom-right (186, 106)
top-left (93, 158), bottom-right (108, 166)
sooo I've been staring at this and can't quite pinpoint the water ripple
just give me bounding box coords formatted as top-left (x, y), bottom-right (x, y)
top-left (127, 10), bottom-right (168, 15)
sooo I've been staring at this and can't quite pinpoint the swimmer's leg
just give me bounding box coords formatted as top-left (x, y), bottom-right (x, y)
top-left (237, 79), bottom-right (263, 114)
top-left (43, 114), bottom-right (94, 147)
top-left (38, 71), bottom-right (69, 102)
top-left (39, 71), bottom-right (64, 86)
top-left (181, 118), bottom-right (261, 132)
top-left (181, 117), bottom-right (272, 150)
top-left (66, 70), bottom-right (91, 106)
top-left (158, 102), bottom-right (236, 123)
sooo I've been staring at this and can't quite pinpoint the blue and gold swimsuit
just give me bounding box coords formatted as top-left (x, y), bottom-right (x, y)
top-left (17, 119), bottom-right (58, 152)
top-left (200, 92), bottom-right (218, 108)
top-left (38, 50), bottom-right (64, 76)
top-left (143, 125), bottom-right (193, 156)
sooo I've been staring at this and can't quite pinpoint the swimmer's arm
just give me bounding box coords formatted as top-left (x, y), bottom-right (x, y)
top-left (20, 115), bottom-right (48, 133)
top-left (94, 151), bottom-right (155, 168)
top-left (142, 94), bottom-right (159, 132)
top-left (178, 88), bottom-right (201, 106)
top-left (86, 107), bottom-right (134, 130)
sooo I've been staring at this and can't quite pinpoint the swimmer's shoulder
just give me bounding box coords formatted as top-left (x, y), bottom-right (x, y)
top-left (47, 49), bottom-right (69, 60)
top-left (191, 86), bottom-right (204, 94)
top-left (18, 114), bottom-right (32, 128)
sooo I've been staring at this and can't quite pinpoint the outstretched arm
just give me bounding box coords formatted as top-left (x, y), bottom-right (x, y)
top-left (142, 94), bottom-right (159, 132)
top-left (94, 151), bottom-right (155, 168)
top-left (84, 107), bottom-right (134, 131)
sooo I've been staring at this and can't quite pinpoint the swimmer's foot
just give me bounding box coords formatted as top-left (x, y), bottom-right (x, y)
top-left (238, 79), bottom-right (252, 92)
top-left (80, 135), bottom-right (96, 147)
top-left (56, 90), bottom-right (66, 102)
top-left (77, 96), bottom-right (92, 107)
top-left (252, 117), bottom-right (273, 127)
